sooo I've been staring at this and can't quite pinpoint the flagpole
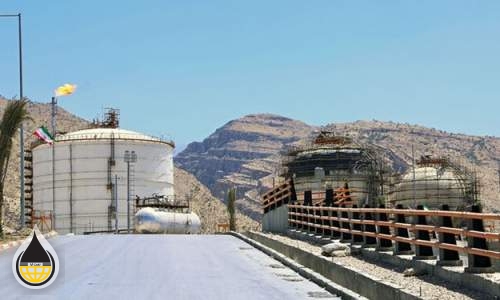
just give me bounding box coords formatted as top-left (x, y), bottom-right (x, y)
top-left (51, 96), bottom-right (57, 230)
top-left (49, 85), bottom-right (76, 232)
top-left (51, 97), bottom-right (57, 137)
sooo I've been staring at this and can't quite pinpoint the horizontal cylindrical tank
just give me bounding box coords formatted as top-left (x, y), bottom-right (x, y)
top-left (32, 128), bottom-right (175, 234)
top-left (134, 207), bottom-right (201, 234)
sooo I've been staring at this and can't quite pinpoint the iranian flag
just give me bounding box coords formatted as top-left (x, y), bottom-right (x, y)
top-left (33, 126), bottom-right (54, 145)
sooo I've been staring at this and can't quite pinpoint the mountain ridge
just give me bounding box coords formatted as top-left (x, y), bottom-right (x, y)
top-left (176, 114), bottom-right (500, 219)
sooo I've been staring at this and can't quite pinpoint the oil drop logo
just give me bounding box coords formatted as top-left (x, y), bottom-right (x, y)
top-left (11, 225), bottom-right (59, 289)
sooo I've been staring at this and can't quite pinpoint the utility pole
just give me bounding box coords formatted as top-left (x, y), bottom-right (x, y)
top-left (18, 13), bottom-right (25, 228)
top-left (1, 13), bottom-right (24, 227)
top-left (412, 144), bottom-right (416, 208)
top-left (497, 162), bottom-right (500, 194)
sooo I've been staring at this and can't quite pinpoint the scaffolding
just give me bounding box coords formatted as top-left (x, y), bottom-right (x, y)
top-left (90, 108), bottom-right (120, 129)
top-left (281, 131), bottom-right (391, 207)
top-left (388, 155), bottom-right (480, 210)
top-left (135, 194), bottom-right (190, 213)
top-left (32, 210), bottom-right (53, 232)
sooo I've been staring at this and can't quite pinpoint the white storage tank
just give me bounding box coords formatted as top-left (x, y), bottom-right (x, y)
top-left (390, 157), bottom-right (477, 210)
top-left (32, 127), bottom-right (175, 234)
top-left (135, 207), bottom-right (201, 234)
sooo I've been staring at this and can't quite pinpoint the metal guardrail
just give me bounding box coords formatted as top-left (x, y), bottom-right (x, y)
top-left (56, 131), bottom-right (175, 146)
top-left (261, 180), bottom-right (293, 212)
top-left (287, 204), bottom-right (500, 263)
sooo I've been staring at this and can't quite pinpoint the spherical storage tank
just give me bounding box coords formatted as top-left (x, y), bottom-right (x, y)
top-left (32, 128), bottom-right (175, 234)
top-left (391, 158), bottom-right (477, 210)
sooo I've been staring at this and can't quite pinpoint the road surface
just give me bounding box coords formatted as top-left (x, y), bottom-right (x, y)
top-left (0, 234), bottom-right (338, 299)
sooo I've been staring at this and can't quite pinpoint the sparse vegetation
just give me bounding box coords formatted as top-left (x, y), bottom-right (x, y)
top-left (0, 99), bottom-right (29, 238)
top-left (227, 188), bottom-right (236, 231)
top-left (174, 167), bottom-right (259, 233)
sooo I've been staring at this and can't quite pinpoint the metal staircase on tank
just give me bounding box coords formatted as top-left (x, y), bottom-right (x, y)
top-left (24, 150), bottom-right (33, 227)
top-left (129, 163), bottom-right (136, 229)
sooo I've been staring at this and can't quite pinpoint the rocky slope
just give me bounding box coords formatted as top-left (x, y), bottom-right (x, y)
top-left (175, 114), bottom-right (315, 219)
top-left (174, 167), bottom-right (259, 233)
top-left (176, 115), bottom-right (500, 219)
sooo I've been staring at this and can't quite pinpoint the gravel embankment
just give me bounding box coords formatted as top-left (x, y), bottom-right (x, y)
top-left (261, 233), bottom-right (495, 300)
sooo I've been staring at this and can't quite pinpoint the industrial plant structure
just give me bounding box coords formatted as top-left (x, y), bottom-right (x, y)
top-left (282, 131), bottom-right (389, 208)
top-left (134, 194), bottom-right (201, 234)
top-left (389, 156), bottom-right (479, 210)
top-left (262, 133), bottom-right (483, 233)
top-left (28, 110), bottom-right (176, 234)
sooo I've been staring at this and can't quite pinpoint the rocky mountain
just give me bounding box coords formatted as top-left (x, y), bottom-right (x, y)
top-left (174, 167), bottom-right (258, 233)
top-left (0, 97), bottom-right (258, 233)
top-left (175, 114), bottom-right (315, 219)
top-left (175, 115), bottom-right (500, 219)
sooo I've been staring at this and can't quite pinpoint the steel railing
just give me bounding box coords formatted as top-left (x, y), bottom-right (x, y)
top-left (287, 204), bottom-right (500, 262)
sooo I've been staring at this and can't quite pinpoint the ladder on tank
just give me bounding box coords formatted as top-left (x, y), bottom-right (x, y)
top-left (24, 150), bottom-right (33, 227)
top-left (128, 163), bottom-right (136, 230)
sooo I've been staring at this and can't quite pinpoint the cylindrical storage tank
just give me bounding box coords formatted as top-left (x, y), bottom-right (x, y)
top-left (32, 128), bottom-right (175, 234)
top-left (134, 207), bottom-right (201, 234)
top-left (288, 148), bottom-right (380, 206)
top-left (391, 166), bottom-right (470, 210)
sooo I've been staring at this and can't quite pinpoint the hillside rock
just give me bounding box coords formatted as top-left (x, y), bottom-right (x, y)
top-left (174, 167), bottom-right (259, 233)
top-left (176, 116), bottom-right (500, 219)
top-left (175, 114), bottom-right (315, 219)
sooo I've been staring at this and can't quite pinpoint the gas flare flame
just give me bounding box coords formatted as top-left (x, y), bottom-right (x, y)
top-left (54, 83), bottom-right (77, 96)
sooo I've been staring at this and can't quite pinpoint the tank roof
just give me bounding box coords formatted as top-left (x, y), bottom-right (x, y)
top-left (402, 166), bottom-right (463, 182)
top-left (56, 128), bottom-right (175, 147)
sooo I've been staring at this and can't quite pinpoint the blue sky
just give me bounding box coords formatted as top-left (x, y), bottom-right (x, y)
top-left (1, 1), bottom-right (499, 150)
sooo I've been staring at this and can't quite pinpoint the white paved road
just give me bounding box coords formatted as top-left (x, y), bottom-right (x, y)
top-left (0, 234), bottom-right (338, 300)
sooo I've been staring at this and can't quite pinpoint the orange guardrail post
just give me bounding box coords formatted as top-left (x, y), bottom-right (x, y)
top-left (437, 204), bottom-right (462, 266)
top-left (322, 206), bottom-right (331, 237)
top-left (323, 189), bottom-right (333, 237)
top-left (289, 205), bottom-right (296, 229)
top-left (352, 204), bottom-right (364, 244)
top-left (331, 204), bottom-right (341, 239)
top-left (304, 191), bottom-right (312, 232)
top-left (340, 204), bottom-right (352, 243)
top-left (315, 205), bottom-right (322, 236)
top-left (394, 204), bottom-right (413, 255)
top-left (414, 205), bottom-right (436, 260)
top-left (363, 204), bottom-right (377, 247)
top-left (376, 204), bottom-right (393, 251)
top-left (465, 205), bottom-right (494, 273)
